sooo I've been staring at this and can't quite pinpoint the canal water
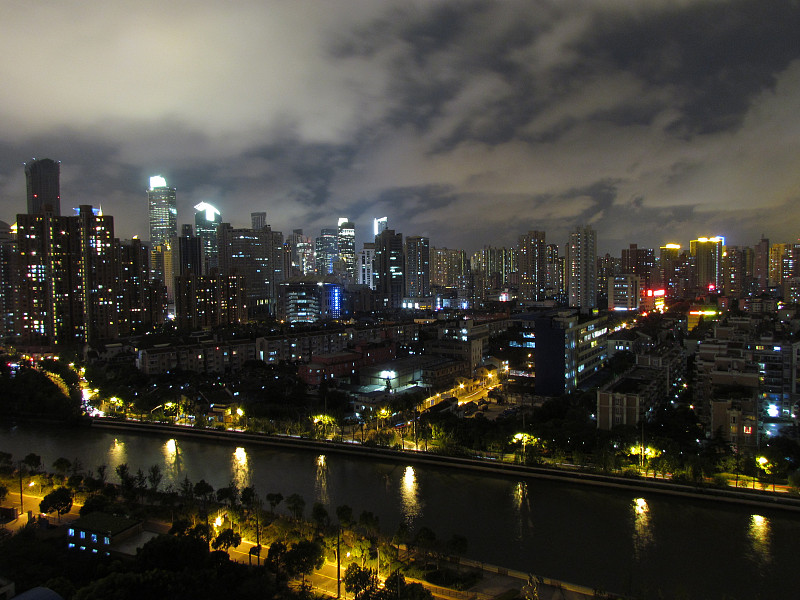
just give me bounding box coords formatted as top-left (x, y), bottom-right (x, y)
top-left (2, 422), bottom-right (798, 599)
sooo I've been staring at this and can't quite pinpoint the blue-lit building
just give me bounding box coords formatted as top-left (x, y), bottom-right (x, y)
top-left (278, 276), bottom-right (344, 323)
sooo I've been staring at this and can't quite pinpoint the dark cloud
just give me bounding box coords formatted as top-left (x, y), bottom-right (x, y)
top-left (1, 0), bottom-right (799, 255)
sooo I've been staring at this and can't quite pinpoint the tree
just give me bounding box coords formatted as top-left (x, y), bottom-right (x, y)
top-left (446, 534), bottom-right (468, 571)
top-left (147, 465), bottom-right (163, 494)
top-left (285, 493), bottom-right (305, 521)
top-left (344, 563), bottom-right (378, 600)
top-left (39, 487), bottom-right (73, 522)
top-left (267, 540), bottom-right (288, 576)
top-left (336, 504), bottom-right (354, 528)
top-left (266, 492), bottom-right (284, 513)
top-left (79, 493), bottom-right (111, 517)
top-left (311, 502), bottom-right (329, 530)
top-left (0, 484), bottom-right (7, 503)
top-left (284, 539), bottom-right (324, 588)
top-left (52, 457), bottom-right (72, 482)
top-left (23, 453), bottom-right (42, 474)
top-left (211, 528), bottom-right (242, 553)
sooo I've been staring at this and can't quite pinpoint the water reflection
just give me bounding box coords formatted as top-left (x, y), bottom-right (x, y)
top-left (107, 438), bottom-right (127, 469)
top-left (232, 447), bottom-right (250, 490)
top-left (632, 497), bottom-right (652, 560)
top-left (161, 438), bottom-right (182, 487)
top-left (400, 466), bottom-right (422, 524)
top-left (512, 481), bottom-right (534, 541)
top-left (748, 514), bottom-right (771, 565)
top-left (315, 454), bottom-right (328, 504)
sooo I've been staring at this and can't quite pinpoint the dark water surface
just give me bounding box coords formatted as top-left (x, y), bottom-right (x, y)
top-left (2, 422), bottom-right (798, 599)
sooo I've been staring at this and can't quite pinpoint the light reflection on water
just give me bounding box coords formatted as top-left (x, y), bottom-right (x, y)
top-left (106, 438), bottom-right (127, 471)
top-left (400, 465), bottom-right (421, 524)
top-left (512, 481), bottom-right (533, 541)
top-left (232, 446), bottom-right (250, 490)
top-left (315, 454), bottom-right (328, 504)
top-left (748, 514), bottom-right (771, 565)
top-left (162, 438), bottom-right (181, 487)
top-left (632, 497), bottom-right (653, 560)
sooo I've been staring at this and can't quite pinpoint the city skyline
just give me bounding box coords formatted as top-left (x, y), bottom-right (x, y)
top-left (1, 1), bottom-right (799, 254)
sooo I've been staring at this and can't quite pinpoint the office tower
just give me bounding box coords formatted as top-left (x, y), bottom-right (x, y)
top-left (405, 236), bottom-right (430, 298)
top-left (690, 236), bottom-right (724, 291)
top-left (150, 241), bottom-right (176, 301)
top-left (374, 216), bottom-right (388, 237)
top-left (315, 228), bottom-right (338, 276)
top-left (754, 236), bottom-right (770, 293)
top-left (358, 243), bottom-right (376, 289)
top-left (278, 277), bottom-right (344, 323)
top-left (286, 229), bottom-right (314, 277)
top-left (251, 212), bottom-right (267, 231)
top-left (337, 218), bottom-right (356, 281)
top-left (177, 231), bottom-right (203, 276)
top-left (25, 158), bottom-right (61, 215)
top-left (218, 223), bottom-right (285, 317)
top-left (518, 231), bottom-right (546, 301)
top-left (567, 225), bottom-right (597, 309)
top-left (147, 176), bottom-right (177, 246)
top-left (621, 244), bottom-right (655, 288)
top-left (373, 229), bottom-right (404, 309)
top-left (659, 244), bottom-right (681, 296)
top-left (194, 201), bottom-right (221, 275)
top-left (721, 246), bottom-right (747, 298)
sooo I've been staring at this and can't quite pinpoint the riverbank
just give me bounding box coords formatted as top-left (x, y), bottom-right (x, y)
top-left (90, 417), bottom-right (800, 513)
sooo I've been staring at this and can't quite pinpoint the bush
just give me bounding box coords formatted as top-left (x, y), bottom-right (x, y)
top-left (711, 474), bottom-right (729, 489)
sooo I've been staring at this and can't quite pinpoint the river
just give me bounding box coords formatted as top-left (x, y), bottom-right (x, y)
top-left (2, 421), bottom-right (798, 599)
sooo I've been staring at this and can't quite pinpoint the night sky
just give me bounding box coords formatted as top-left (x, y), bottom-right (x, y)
top-left (1, 0), bottom-right (799, 254)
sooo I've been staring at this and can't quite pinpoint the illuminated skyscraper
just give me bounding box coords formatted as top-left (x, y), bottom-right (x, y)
top-left (374, 229), bottom-right (404, 309)
top-left (405, 236), bottom-right (430, 298)
top-left (315, 228), bottom-right (338, 275)
top-left (567, 225), bottom-right (597, 309)
top-left (374, 216), bottom-right (388, 236)
top-left (194, 202), bottom-right (221, 275)
top-left (337, 218), bottom-right (356, 281)
top-left (147, 176), bottom-right (177, 246)
top-left (358, 243), bottom-right (376, 289)
top-left (25, 158), bottom-right (61, 215)
top-left (690, 236), bottom-right (724, 292)
top-left (518, 231), bottom-right (546, 301)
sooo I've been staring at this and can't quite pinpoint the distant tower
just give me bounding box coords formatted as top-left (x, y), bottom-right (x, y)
top-left (147, 176), bottom-right (177, 246)
top-left (315, 228), bottom-right (339, 275)
top-left (374, 216), bottom-right (388, 237)
top-left (25, 158), bottom-right (61, 215)
top-left (194, 202), bottom-right (221, 275)
top-left (374, 229), bottom-right (404, 309)
top-left (405, 236), bottom-right (430, 298)
top-left (251, 212), bottom-right (267, 230)
top-left (567, 225), bottom-right (597, 309)
top-left (337, 218), bottom-right (356, 281)
top-left (518, 231), bottom-right (546, 301)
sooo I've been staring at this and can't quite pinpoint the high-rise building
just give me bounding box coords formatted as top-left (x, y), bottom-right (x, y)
top-left (690, 236), bottom-right (724, 292)
top-left (431, 247), bottom-right (468, 291)
top-left (721, 245), bottom-right (746, 298)
top-left (251, 212), bottom-right (267, 231)
top-left (0, 221), bottom-right (15, 338)
top-left (174, 272), bottom-right (247, 330)
top-left (567, 226), bottom-right (597, 309)
top-left (659, 244), bottom-right (681, 296)
top-left (374, 217), bottom-right (388, 237)
top-left (608, 274), bottom-right (640, 312)
top-left (315, 228), bottom-right (339, 276)
top-left (147, 176), bottom-right (177, 247)
top-left (754, 236), bottom-right (770, 293)
top-left (117, 238), bottom-right (166, 335)
top-left (405, 236), bottom-right (430, 298)
top-left (286, 229), bottom-right (315, 277)
top-left (358, 243), bottom-right (376, 289)
top-left (373, 229), bottom-right (404, 309)
top-left (25, 158), bottom-right (61, 215)
top-left (337, 218), bottom-right (356, 282)
top-left (15, 205), bottom-right (119, 346)
top-left (621, 244), bottom-right (655, 288)
top-left (218, 223), bottom-right (285, 317)
top-left (544, 244), bottom-right (564, 300)
top-left (769, 242), bottom-right (789, 288)
top-left (177, 231), bottom-right (203, 276)
top-left (518, 231), bottom-right (546, 301)
top-left (194, 202), bottom-right (221, 275)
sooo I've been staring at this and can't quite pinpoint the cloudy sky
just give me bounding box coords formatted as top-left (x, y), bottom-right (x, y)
top-left (1, 0), bottom-right (799, 255)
